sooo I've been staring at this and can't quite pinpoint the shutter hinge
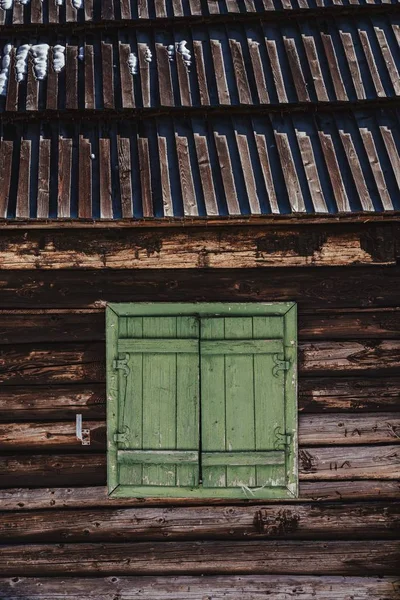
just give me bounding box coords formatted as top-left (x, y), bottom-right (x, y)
top-left (113, 426), bottom-right (130, 446)
top-left (113, 353), bottom-right (130, 378)
top-left (274, 426), bottom-right (293, 452)
top-left (272, 354), bottom-right (291, 377)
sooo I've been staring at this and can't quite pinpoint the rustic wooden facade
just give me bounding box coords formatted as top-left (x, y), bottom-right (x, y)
top-left (0, 0), bottom-right (400, 597)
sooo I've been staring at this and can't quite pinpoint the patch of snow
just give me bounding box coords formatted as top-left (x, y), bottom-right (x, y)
top-left (0, 0), bottom-right (13, 10)
top-left (167, 44), bottom-right (174, 62)
top-left (144, 46), bottom-right (152, 63)
top-left (178, 40), bottom-right (191, 69)
top-left (0, 43), bottom-right (12, 96)
top-left (15, 44), bottom-right (30, 83)
top-left (78, 46), bottom-right (84, 61)
top-left (31, 43), bottom-right (50, 80)
top-left (72, 0), bottom-right (83, 9)
top-left (128, 52), bottom-right (137, 75)
top-left (53, 44), bottom-right (65, 73)
top-left (19, 0), bottom-right (31, 5)
top-left (56, 0), bottom-right (63, 5)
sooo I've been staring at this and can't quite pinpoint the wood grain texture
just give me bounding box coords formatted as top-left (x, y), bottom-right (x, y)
top-left (0, 575), bottom-right (398, 600)
top-left (0, 502), bottom-right (398, 543)
top-left (0, 540), bottom-right (398, 575)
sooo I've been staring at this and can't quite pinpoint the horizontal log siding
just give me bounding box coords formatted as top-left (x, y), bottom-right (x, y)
top-left (0, 265), bottom-right (398, 595)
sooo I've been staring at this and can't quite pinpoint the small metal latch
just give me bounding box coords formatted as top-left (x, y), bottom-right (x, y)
top-left (272, 354), bottom-right (290, 377)
top-left (113, 426), bottom-right (130, 446)
top-left (76, 414), bottom-right (91, 446)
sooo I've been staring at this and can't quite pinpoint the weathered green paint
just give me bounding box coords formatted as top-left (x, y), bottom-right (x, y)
top-left (106, 303), bottom-right (297, 499)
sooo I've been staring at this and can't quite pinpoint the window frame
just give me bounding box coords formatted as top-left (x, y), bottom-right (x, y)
top-left (107, 302), bottom-right (298, 499)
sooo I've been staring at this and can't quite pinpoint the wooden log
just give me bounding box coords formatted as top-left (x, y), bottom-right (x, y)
top-left (0, 309), bottom-right (398, 345)
top-left (299, 377), bottom-right (400, 413)
top-left (299, 341), bottom-right (400, 375)
top-left (0, 385), bottom-right (105, 421)
top-left (0, 502), bottom-right (398, 543)
top-left (0, 454), bottom-right (106, 488)
top-left (1, 413), bottom-right (398, 450)
top-left (0, 540), bottom-right (398, 575)
top-left (0, 575), bottom-right (398, 600)
top-left (1, 266), bottom-right (400, 309)
top-left (0, 223), bottom-right (395, 270)
top-left (0, 342), bottom-right (105, 385)
top-left (1, 481), bottom-right (399, 511)
top-left (0, 446), bottom-right (398, 489)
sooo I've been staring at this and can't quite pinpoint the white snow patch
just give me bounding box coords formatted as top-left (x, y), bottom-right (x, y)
top-left (72, 0), bottom-right (83, 9)
top-left (56, 0), bottom-right (63, 5)
top-left (19, 0), bottom-right (30, 5)
top-left (167, 44), bottom-right (174, 62)
top-left (53, 44), bottom-right (65, 73)
top-left (31, 43), bottom-right (50, 80)
top-left (144, 46), bottom-right (152, 63)
top-left (15, 44), bottom-right (30, 83)
top-left (178, 40), bottom-right (191, 69)
top-left (128, 52), bottom-right (137, 75)
top-left (0, 43), bottom-right (12, 96)
top-left (0, 0), bottom-right (13, 10)
top-left (78, 46), bottom-right (84, 61)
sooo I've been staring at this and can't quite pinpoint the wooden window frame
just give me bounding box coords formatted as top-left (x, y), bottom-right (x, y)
top-left (107, 302), bottom-right (298, 499)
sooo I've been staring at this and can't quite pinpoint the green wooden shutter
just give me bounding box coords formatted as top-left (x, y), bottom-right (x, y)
top-left (108, 313), bottom-right (200, 497)
top-left (200, 313), bottom-right (296, 499)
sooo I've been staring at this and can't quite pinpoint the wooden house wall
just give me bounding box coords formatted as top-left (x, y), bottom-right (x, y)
top-left (0, 225), bottom-right (399, 599)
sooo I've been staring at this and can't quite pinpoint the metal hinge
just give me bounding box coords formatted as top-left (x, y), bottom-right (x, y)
top-left (76, 414), bottom-right (91, 446)
top-left (113, 353), bottom-right (130, 377)
top-left (113, 426), bottom-right (130, 446)
top-left (274, 426), bottom-right (293, 452)
top-left (272, 353), bottom-right (291, 377)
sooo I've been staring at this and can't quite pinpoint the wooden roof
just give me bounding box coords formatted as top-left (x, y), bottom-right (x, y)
top-left (0, 2), bottom-right (400, 219)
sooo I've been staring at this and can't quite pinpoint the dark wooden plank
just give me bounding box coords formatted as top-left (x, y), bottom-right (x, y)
top-left (193, 41), bottom-right (210, 106)
top-left (321, 34), bottom-right (348, 101)
top-left (0, 502), bottom-right (398, 543)
top-left (84, 45), bottom-right (95, 110)
top-left (229, 39), bottom-right (252, 105)
top-left (299, 309), bottom-right (400, 340)
top-left (248, 39), bottom-right (269, 104)
top-left (193, 133), bottom-right (218, 216)
top-left (296, 131), bottom-right (327, 213)
top-left (84, 0), bottom-right (94, 20)
top-left (48, 0), bottom-right (59, 23)
top-left (235, 132), bottom-right (260, 214)
top-left (101, 0), bottom-right (114, 19)
top-left (36, 139), bottom-right (51, 219)
top-left (30, 0), bottom-right (43, 22)
top-left (284, 37), bottom-right (310, 102)
top-left (265, 40), bottom-right (288, 103)
top-left (172, 0), bottom-right (183, 16)
top-left (119, 43), bottom-right (135, 109)
top-left (99, 138), bottom-right (113, 219)
top-left (154, 0), bottom-right (167, 17)
top-left (339, 132), bottom-right (374, 212)
top-left (175, 134), bottom-right (198, 216)
top-left (340, 32), bottom-right (365, 100)
top-left (360, 128), bottom-right (393, 210)
top-left (0, 141), bottom-right (13, 218)
top-left (254, 132), bottom-right (279, 213)
top-left (16, 140), bottom-right (31, 218)
top-left (0, 576), bottom-right (398, 600)
top-left (65, 0), bottom-right (75, 21)
top-left (318, 132), bottom-right (350, 212)
top-left (102, 42), bottom-right (114, 109)
top-left (1, 266), bottom-right (400, 309)
top-left (138, 43), bottom-right (151, 107)
top-left (12, 0), bottom-right (23, 24)
top-left (156, 44), bottom-right (174, 107)
top-left (374, 27), bottom-right (400, 96)
top-left (5, 48), bottom-right (18, 112)
top-left (0, 385), bottom-right (105, 421)
top-left (66, 46), bottom-right (78, 110)
top-left (0, 454), bottom-right (106, 488)
top-left (358, 30), bottom-right (385, 98)
top-left (117, 136), bottom-right (133, 218)
top-left (158, 135), bottom-right (174, 217)
top-left (379, 125), bottom-right (400, 194)
top-left (58, 137), bottom-right (72, 218)
top-left (137, 0), bottom-right (149, 18)
top-left (137, 137), bottom-right (153, 217)
top-left (274, 132), bottom-right (305, 212)
top-left (1, 480), bottom-right (399, 511)
top-left (210, 40), bottom-right (230, 105)
top-left (302, 35), bottom-right (328, 102)
top-left (175, 49), bottom-right (191, 107)
top-left (0, 421), bottom-right (105, 451)
top-left (46, 47), bottom-right (58, 111)
top-left (120, 0), bottom-right (131, 18)
top-left (78, 135), bottom-right (92, 219)
top-left (0, 540), bottom-right (398, 575)
top-left (26, 54), bottom-right (39, 112)
top-left (0, 342), bottom-right (104, 385)
top-left (189, 0), bottom-right (202, 14)
top-left (213, 133), bottom-right (240, 214)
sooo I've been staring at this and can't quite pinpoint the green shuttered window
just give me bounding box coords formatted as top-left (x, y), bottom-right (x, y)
top-left (107, 303), bottom-right (297, 499)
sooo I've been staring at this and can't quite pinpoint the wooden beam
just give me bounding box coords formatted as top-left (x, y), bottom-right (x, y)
top-left (0, 502), bottom-right (397, 543)
top-left (0, 540), bottom-right (398, 575)
top-left (0, 575), bottom-right (398, 600)
top-left (0, 224), bottom-right (395, 269)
